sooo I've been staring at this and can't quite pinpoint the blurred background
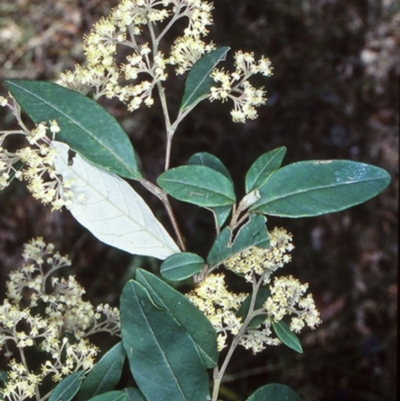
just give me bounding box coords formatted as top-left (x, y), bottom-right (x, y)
top-left (0, 1), bottom-right (398, 400)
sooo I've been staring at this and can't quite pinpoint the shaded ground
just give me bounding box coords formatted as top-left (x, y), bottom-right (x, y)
top-left (1, 1), bottom-right (398, 400)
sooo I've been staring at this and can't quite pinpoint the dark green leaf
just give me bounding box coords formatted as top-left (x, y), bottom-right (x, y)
top-left (251, 160), bottom-right (391, 217)
top-left (245, 147), bottom-right (287, 193)
top-left (188, 152), bottom-right (233, 227)
top-left (209, 205), bottom-right (232, 228)
top-left (180, 47), bottom-right (230, 111)
top-left (120, 279), bottom-right (210, 401)
top-left (5, 80), bottom-right (141, 180)
top-left (246, 383), bottom-right (303, 401)
top-left (86, 391), bottom-right (127, 401)
top-left (272, 320), bottom-right (303, 353)
top-left (188, 152), bottom-right (233, 183)
top-left (78, 342), bottom-right (126, 401)
top-left (136, 269), bottom-right (218, 369)
top-left (123, 388), bottom-right (146, 401)
top-left (49, 371), bottom-right (84, 401)
top-left (237, 287), bottom-right (270, 329)
top-left (0, 371), bottom-right (7, 383)
top-left (160, 252), bottom-right (205, 281)
top-left (157, 165), bottom-right (236, 207)
top-left (207, 215), bottom-right (270, 267)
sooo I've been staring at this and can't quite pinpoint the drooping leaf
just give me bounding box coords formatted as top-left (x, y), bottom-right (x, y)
top-left (207, 215), bottom-right (270, 268)
top-left (246, 383), bottom-right (303, 401)
top-left (180, 47), bottom-right (230, 111)
top-left (135, 269), bottom-right (218, 369)
top-left (157, 165), bottom-right (236, 207)
top-left (251, 160), bottom-right (391, 217)
top-left (123, 388), bottom-right (146, 401)
top-left (160, 252), bottom-right (205, 281)
top-left (188, 152), bottom-right (233, 227)
top-left (49, 371), bottom-right (84, 401)
top-left (78, 342), bottom-right (126, 401)
top-left (245, 147), bottom-right (287, 193)
top-left (5, 80), bottom-right (141, 180)
top-left (272, 320), bottom-right (303, 353)
top-left (53, 141), bottom-right (180, 260)
top-left (120, 280), bottom-right (210, 401)
top-left (237, 287), bottom-right (271, 329)
top-left (86, 391), bottom-right (127, 401)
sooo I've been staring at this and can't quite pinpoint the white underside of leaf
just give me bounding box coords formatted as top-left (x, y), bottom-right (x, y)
top-left (52, 141), bottom-right (180, 260)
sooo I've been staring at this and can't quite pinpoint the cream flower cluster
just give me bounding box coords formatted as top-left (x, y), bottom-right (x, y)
top-left (210, 51), bottom-right (273, 123)
top-left (59, 0), bottom-right (272, 122)
top-left (224, 227), bottom-right (294, 283)
top-left (187, 227), bottom-right (320, 354)
top-left (59, 0), bottom-right (215, 111)
top-left (186, 273), bottom-right (247, 351)
top-left (0, 238), bottom-right (120, 401)
top-left (0, 112), bottom-right (74, 210)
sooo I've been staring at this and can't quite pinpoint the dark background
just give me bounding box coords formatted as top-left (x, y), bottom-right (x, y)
top-left (0, 1), bottom-right (398, 400)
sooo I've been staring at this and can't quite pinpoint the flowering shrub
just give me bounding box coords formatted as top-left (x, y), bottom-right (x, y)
top-left (0, 1), bottom-right (391, 401)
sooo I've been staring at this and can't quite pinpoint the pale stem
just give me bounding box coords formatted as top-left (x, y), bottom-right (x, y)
top-left (211, 274), bottom-right (264, 401)
top-left (139, 178), bottom-right (186, 251)
top-left (17, 345), bottom-right (41, 401)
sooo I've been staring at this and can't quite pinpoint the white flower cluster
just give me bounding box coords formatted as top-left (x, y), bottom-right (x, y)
top-left (0, 238), bottom-right (120, 401)
top-left (187, 227), bottom-right (321, 354)
top-left (59, 0), bottom-right (215, 112)
top-left (59, 0), bottom-right (272, 122)
top-left (0, 111), bottom-right (74, 210)
top-left (186, 273), bottom-right (247, 351)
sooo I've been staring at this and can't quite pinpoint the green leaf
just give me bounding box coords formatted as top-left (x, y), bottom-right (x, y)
top-left (78, 342), bottom-right (126, 401)
top-left (160, 252), bottom-right (205, 281)
top-left (0, 371), bottom-right (7, 383)
top-left (49, 371), bottom-right (84, 401)
top-left (188, 152), bottom-right (233, 227)
top-left (123, 388), bottom-right (146, 401)
top-left (86, 391), bottom-right (127, 401)
top-left (237, 287), bottom-right (271, 329)
top-left (188, 152), bottom-right (233, 183)
top-left (4, 79), bottom-right (141, 180)
top-left (157, 165), bottom-right (236, 207)
top-left (246, 383), bottom-right (303, 401)
top-left (251, 160), bottom-right (391, 217)
top-left (272, 320), bottom-right (303, 353)
top-left (207, 215), bottom-right (270, 267)
top-left (135, 269), bottom-right (218, 369)
top-left (245, 147), bottom-right (287, 193)
top-left (180, 47), bottom-right (230, 111)
top-left (120, 279), bottom-right (210, 401)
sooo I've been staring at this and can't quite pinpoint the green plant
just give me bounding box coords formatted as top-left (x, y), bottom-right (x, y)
top-left (0, 1), bottom-right (391, 401)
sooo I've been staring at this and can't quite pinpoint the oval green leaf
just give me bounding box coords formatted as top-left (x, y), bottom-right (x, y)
top-left (251, 160), bottom-right (391, 217)
top-left (246, 383), bottom-right (303, 401)
top-left (188, 152), bottom-right (233, 227)
top-left (135, 269), bottom-right (218, 369)
top-left (49, 370), bottom-right (84, 401)
top-left (123, 388), bottom-right (146, 401)
top-left (207, 215), bottom-right (270, 268)
top-left (160, 252), bottom-right (204, 281)
top-left (272, 320), bottom-right (303, 353)
top-left (245, 147), bottom-right (287, 193)
top-left (120, 280), bottom-right (210, 401)
top-left (157, 165), bottom-right (236, 207)
top-left (5, 79), bottom-right (141, 180)
top-left (180, 47), bottom-right (230, 111)
top-left (78, 342), bottom-right (126, 401)
top-left (87, 391), bottom-right (127, 401)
